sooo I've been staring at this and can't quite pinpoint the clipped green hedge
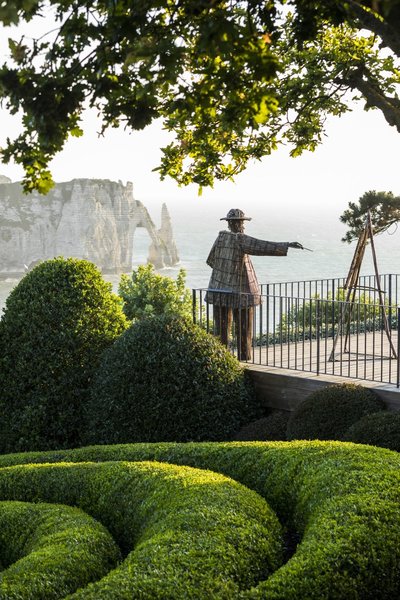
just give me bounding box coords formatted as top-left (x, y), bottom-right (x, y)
top-left (85, 314), bottom-right (258, 444)
top-left (0, 257), bottom-right (127, 452)
top-left (233, 412), bottom-right (289, 441)
top-left (343, 410), bottom-right (400, 451)
top-left (0, 460), bottom-right (282, 599)
top-left (0, 501), bottom-right (120, 599)
top-left (287, 383), bottom-right (384, 441)
top-left (0, 441), bottom-right (400, 598)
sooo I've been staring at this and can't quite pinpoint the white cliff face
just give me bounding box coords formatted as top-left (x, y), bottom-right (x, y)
top-left (0, 178), bottom-right (179, 276)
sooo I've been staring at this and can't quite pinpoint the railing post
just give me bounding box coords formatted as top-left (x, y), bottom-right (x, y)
top-left (192, 289), bottom-right (197, 325)
top-left (266, 284), bottom-right (270, 353)
top-left (316, 299), bottom-right (321, 375)
top-left (259, 293), bottom-right (263, 365)
top-left (397, 308), bottom-right (400, 388)
top-left (199, 290), bottom-right (203, 327)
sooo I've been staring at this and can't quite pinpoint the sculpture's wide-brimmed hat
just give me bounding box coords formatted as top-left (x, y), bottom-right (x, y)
top-left (220, 208), bottom-right (252, 221)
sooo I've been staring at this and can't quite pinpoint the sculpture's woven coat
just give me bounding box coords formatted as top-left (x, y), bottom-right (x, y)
top-left (206, 231), bottom-right (288, 307)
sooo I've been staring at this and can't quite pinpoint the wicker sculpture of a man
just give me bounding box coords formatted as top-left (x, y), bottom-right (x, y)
top-left (206, 208), bottom-right (303, 360)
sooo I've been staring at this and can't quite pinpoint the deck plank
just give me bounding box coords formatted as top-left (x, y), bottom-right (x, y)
top-left (242, 330), bottom-right (399, 385)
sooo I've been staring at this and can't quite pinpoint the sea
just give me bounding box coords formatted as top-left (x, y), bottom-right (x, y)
top-left (1, 197), bottom-right (400, 313)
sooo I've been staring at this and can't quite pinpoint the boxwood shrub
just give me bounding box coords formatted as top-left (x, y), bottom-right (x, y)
top-left (0, 441), bottom-right (400, 598)
top-left (0, 460), bottom-right (283, 598)
top-left (0, 257), bottom-right (127, 452)
top-left (233, 411), bottom-right (289, 441)
top-left (287, 383), bottom-right (384, 441)
top-left (85, 314), bottom-right (259, 444)
top-left (0, 500), bottom-right (120, 599)
top-left (343, 410), bottom-right (400, 451)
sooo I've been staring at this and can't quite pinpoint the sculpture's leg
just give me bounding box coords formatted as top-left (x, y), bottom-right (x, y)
top-left (213, 306), bottom-right (232, 347)
top-left (235, 307), bottom-right (254, 361)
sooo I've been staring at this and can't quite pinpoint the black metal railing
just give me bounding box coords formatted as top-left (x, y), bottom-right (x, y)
top-left (192, 274), bottom-right (400, 387)
top-left (260, 273), bottom-right (400, 305)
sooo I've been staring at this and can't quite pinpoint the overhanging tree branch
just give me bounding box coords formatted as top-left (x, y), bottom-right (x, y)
top-left (344, 65), bottom-right (400, 131)
top-left (346, 0), bottom-right (400, 56)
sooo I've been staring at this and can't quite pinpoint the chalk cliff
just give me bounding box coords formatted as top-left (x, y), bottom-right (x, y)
top-left (0, 178), bottom-right (179, 276)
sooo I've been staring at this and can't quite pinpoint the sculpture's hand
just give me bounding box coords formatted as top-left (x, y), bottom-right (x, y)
top-left (288, 242), bottom-right (304, 250)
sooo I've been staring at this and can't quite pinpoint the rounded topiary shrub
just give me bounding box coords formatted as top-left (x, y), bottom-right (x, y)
top-left (233, 411), bottom-right (289, 441)
top-left (0, 257), bottom-right (128, 453)
top-left (85, 314), bottom-right (258, 443)
top-left (343, 410), bottom-right (400, 452)
top-left (287, 383), bottom-right (384, 441)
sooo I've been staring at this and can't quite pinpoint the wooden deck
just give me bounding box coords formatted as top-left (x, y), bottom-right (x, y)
top-left (244, 330), bottom-right (400, 386)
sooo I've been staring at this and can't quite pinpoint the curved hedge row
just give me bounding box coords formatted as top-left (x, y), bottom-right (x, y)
top-left (0, 501), bottom-right (120, 599)
top-left (0, 460), bottom-right (282, 599)
top-left (0, 442), bottom-right (399, 598)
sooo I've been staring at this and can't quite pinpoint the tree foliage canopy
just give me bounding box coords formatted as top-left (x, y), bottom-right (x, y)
top-left (340, 189), bottom-right (400, 242)
top-left (0, 1), bottom-right (399, 193)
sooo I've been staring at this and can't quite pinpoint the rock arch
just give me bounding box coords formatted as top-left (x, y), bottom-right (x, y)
top-left (0, 178), bottom-right (179, 277)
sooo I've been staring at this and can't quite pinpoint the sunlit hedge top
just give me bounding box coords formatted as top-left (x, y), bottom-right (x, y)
top-left (0, 459), bottom-right (282, 599)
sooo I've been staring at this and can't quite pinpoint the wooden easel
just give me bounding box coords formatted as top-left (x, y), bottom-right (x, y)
top-left (329, 210), bottom-right (397, 361)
